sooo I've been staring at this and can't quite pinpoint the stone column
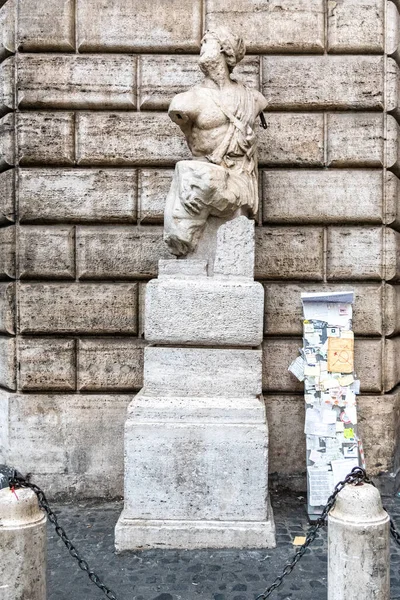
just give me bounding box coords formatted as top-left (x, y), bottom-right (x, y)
top-left (115, 216), bottom-right (276, 550)
top-left (0, 487), bottom-right (47, 600)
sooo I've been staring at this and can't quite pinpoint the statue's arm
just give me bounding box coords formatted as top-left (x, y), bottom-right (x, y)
top-left (253, 90), bottom-right (268, 116)
top-left (168, 90), bottom-right (199, 131)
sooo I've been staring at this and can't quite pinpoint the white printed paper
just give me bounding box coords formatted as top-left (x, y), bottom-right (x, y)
top-left (288, 356), bottom-right (305, 381)
top-left (308, 467), bottom-right (335, 507)
top-left (331, 458), bottom-right (359, 486)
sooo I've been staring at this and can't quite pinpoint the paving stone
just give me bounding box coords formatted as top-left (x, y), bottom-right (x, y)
top-left (46, 494), bottom-right (400, 600)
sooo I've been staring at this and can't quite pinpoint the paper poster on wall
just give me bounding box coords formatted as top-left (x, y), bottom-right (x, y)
top-left (288, 291), bottom-right (364, 520)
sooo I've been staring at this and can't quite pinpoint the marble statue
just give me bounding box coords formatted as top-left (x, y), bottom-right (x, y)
top-left (164, 27), bottom-right (267, 256)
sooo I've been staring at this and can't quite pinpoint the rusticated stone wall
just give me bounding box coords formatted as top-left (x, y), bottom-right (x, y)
top-left (0, 0), bottom-right (400, 497)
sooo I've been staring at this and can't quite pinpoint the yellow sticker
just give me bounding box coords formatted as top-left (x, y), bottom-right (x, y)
top-left (293, 536), bottom-right (306, 546)
top-left (344, 427), bottom-right (355, 439)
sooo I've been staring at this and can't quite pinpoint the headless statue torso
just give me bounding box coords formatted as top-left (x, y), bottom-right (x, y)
top-left (164, 28), bottom-right (267, 257)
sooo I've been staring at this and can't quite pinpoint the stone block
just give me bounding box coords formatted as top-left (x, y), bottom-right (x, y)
top-left (262, 338), bottom-right (303, 393)
top-left (0, 169), bottom-right (14, 223)
top-left (258, 113), bottom-right (324, 166)
top-left (5, 393), bottom-right (131, 498)
top-left (262, 170), bottom-right (383, 224)
top-left (327, 227), bottom-right (384, 280)
top-left (139, 169), bottom-right (173, 223)
top-left (262, 337), bottom-right (382, 393)
top-left (145, 278), bottom-right (264, 346)
top-left (205, 0), bottom-right (324, 53)
top-left (19, 226), bottom-right (75, 280)
top-left (255, 227), bottom-right (324, 280)
top-left (17, 55), bottom-right (137, 110)
top-left (387, 118), bottom-right (400, 175)
top-left (358, 394), bottom-right (400, 475)
top-left (327, 0), bottom-right (384, 53)
top-left (0, 0), bottom-right (16, 62)
top-left (0, 283), bottom-right (14, 334)
top-left (18, 283), bottom-right (138, 334)
top-left (0, 225), bottom-right (14, 279)
top-left (0, 336), bottom-right (15, 390)
top-left (387, 2), bottom-right (400, 65)
top-left (139, 55), bottom-right (259, 110)
top-left (387, 58), bottom-right (400, 121)
top-left (384, 337), bottom-right (400, 391)
top-left (264, 283), bottom-right (384, 336)
top-left (18, 338), bottom-right (75, 391)
top-left (158, 259), bottom-right (208, 279)
top-left (327, 113), bottom-right (387, 167)
top-left (0, 56), bottom-right (14, 116)
top-left (265, 395), bottom-right (306, 476)
top-left (354, 338), bottom-right (383, 393)
top-left (17, 0), bottom-right (75, 51)
top-left (214, 217), bottom-right (255, 279)
top-left (123, 395), bottom-right (269, 522)
top-left (144, 347), bottom-right (262, 398)
top-left (0, 113), bottom-right (14, 170)
top-left (19, 169), bottom-right (137, 224)
top-left (76, 112), bottom-right (190, 166)
top-left (262, 56), bottom-right (384, 110)
top-left (18, 112), bottom-right (75, 166)
top-left (386, 172), bottom-right (400, 229)
top-left (384, 284), bottom-right (400, 335)
top-left (77, 338), bottom-right (144, 391)
top-left (76, 0), bottom-right (202, 52)
top-left (76, 226), bottom-right (169, 280)
top-left (386, 228), bottom-right (400, 281)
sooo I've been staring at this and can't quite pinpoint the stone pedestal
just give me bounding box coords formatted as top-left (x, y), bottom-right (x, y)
top-left (115, 217), bottom-right (276, 550)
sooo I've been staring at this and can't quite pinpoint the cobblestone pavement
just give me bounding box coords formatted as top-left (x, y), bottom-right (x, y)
top-left (47, 492), bottom-right (400, 600)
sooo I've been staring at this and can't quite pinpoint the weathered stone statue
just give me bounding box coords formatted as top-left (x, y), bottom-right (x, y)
top-left (164, 27), bottom-right (267, 256)
top-left (115, 29), bottom-right (275, 552)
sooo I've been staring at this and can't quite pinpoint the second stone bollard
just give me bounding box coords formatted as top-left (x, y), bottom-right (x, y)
top-left (328, 482), bottom-right (390, 600)
top-left (0, 486), bottom-right (47, 600)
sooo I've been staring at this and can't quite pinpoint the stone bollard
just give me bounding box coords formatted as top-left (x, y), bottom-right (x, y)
top-left (328, 482), bottom-right (390, 600)
top-left (0, 487), bottom-right (47, 600)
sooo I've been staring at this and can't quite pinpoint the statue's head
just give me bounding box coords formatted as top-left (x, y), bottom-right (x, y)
top-left (199, 27), bottom-right (246, 74)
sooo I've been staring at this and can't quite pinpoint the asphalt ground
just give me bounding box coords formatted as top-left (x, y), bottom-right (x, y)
top-left (46, 491), bottom-right (400, 600)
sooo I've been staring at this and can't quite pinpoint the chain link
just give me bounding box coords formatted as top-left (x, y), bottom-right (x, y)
top-left (255, 466), bottom-right (372, 600)
top-left (8, 466), bottom-right (383, 600)
top-left (8, 472), bottom-right (119, 600)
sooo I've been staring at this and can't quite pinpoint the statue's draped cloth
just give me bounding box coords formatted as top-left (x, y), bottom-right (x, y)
top-left (164, 83), bottom-right (259, 256)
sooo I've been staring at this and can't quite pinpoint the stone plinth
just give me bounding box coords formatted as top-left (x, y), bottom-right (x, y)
top-left (115, 217), bottom-right (275, 550)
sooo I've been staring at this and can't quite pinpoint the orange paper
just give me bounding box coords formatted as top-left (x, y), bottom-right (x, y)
top-left (327, 337), bottom-right (354, 374)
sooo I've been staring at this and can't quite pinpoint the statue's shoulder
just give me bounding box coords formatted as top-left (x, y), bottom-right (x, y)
top-left (169, 86), bottom-right (202, 111)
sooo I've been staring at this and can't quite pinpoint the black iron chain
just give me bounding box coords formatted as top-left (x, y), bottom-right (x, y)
top-left (255, 466), bottom-right (372, 600)
top-left (8, 466), bottom-right (387, 600)
top-left (8, 472), bottom-right (119, 600)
